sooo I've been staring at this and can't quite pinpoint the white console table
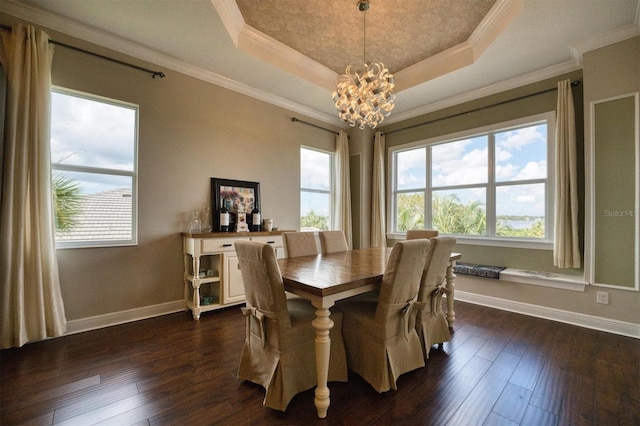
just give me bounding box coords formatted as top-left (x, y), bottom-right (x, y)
top-left (181, 230), bottom-right (287, 319)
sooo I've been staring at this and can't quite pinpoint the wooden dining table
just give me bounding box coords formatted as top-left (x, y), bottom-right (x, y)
top-left (278, 246), bottom-right (461, 418)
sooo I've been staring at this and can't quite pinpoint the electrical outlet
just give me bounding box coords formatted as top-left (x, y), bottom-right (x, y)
top-left (596, 291), bottom-right (609, 305)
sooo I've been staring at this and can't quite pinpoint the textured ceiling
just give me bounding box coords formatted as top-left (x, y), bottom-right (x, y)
top-left (235, 0), bottom-right (497, 74)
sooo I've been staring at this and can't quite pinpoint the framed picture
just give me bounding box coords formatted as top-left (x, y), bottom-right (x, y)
top-left (211, 178), bottom-right (260, 232)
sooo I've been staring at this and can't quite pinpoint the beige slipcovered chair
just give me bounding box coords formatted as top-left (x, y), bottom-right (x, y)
top-left (406, 229), bottom-right (439, 240)
top-left (235, 241), bottom-right (348, 411)
top-left (319, 230), bottom-right (349, 254)
top-left (282, 231), bottom-right (319, 257)
top-left (416, 236), bottom-right (456, 359)
top-left (336, 239), bottom-right (430, 393)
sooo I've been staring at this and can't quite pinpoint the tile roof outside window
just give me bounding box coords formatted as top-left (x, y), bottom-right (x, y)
top-left (56, 188), bottom-right (132, 241)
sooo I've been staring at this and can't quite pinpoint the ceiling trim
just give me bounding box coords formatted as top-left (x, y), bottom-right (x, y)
top-left (570, 22), bottom-right (640, 66)
top-left (213, 0), bottom-right (523, 94)
top-left (208, 0), bottom-right (243, 46)
top-left (0, 0), bottom-right (342, 125)
top-left (395, 0), bottom-right (524, 92)
top-left (238, 26), bottom-right (337, 92)
top-left (384, 60), bottom-right (581, 126)
top-left (211, 0), bottom-right (336, 91)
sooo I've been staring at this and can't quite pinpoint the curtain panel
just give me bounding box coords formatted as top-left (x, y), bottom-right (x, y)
top-left (334, 131), bottom-right (352, 249)
top-left (370, 131), bottom-right (386, 247)
top-left (0, 24), bottom-right (67, 348)
top-left (553, 79), bottom-right (581, 268)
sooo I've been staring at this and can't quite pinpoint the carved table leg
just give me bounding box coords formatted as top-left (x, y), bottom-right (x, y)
top-left (311, 305), bottom-right (333, 418)
top-left (192, 255), bottom-right (201, 320)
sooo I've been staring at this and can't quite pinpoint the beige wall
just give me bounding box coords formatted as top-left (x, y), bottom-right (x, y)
top-left (376, 37), bottom-right (639, 325)
top-left (2, 14), bottom-right (637, 330)
top-left (1, 17), bottom-right (338, 320)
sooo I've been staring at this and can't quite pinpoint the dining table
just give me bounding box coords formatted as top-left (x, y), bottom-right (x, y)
top-left (278, 246), bottom-right (462, 418)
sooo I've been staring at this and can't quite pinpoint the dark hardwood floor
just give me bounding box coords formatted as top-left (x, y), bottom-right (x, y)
top-left (2, 301), bottom-right (639, 425)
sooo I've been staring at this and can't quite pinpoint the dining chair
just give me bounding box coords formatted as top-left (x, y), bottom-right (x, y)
top-left (336, 239), bottom-right (430, 393)
top-left (415, 236), bottom-right (456, 359)
top-left (406, 229), bottom-right (439, 240)
top-left (319, 230), bottom-right (349, 254)
top-left (282, 231), bottom-right (319, 257)
top-left (234, 241), bottom-right (348, 411)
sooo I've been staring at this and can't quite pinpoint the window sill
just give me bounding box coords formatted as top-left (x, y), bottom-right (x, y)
top-left (499, 268), bottom-right (587, 292)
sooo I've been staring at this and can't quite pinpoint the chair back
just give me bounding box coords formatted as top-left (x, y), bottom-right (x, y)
top-left (282, 232), bottom-right (319, 257)
top-left (234, 241), bottom-right (290, 326)
top-left (375, 239), bottom-right (430, 331)
top-left (406, 229), bottom-right (439, 240)
top-left (419, 236), bottom-right (456, 298)
top-left (319, 230), bottom-right (349, 254)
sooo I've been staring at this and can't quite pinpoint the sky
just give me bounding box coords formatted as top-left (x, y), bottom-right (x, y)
top-left (300, 148), bottom-right (332, 217)
top-left (50, 90), bottom-right (137, 194)
top-left (396, 123), bottom-right (548, 217)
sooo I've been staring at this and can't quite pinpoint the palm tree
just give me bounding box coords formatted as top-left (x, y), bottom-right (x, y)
top-left (52, 173), bottom-right (82, 233)
top-left (301, 209), bottom-right (328, 231)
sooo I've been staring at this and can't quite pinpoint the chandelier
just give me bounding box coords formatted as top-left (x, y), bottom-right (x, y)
top-left (332, 0), bottom-right (395, 130)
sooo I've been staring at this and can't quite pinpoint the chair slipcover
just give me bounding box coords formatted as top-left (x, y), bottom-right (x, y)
top-left (406, 229), bottom-right (439, 240)
top-left (283, 232), bottom-right (319, 257)
top-left (337, 239), bottom-right (429, 392)
top-left (235, 241), bottom-right (347, 411)
top-left (319, 230), bottom-right (349, 254)
top-left (416, 236), bottom-right (456, 359)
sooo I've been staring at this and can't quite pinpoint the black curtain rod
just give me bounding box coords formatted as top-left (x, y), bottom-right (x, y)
top-left (0, 23), bottom-right (165, 79)
top-left (383, 80), bottom-right (581, 136)
top-left (291, 117), bottom-right (340, 136)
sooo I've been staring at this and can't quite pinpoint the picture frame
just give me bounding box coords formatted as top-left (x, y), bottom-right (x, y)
top-left (211, 178), bottom-right (260, 232)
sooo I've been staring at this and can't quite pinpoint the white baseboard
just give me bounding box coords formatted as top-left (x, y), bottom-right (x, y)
top-left (456, 290), bottom-right (640, 339)
top-left (64, 295), bottom-right (640, 340)
top-left (65, 300), bottom-right (185, 336)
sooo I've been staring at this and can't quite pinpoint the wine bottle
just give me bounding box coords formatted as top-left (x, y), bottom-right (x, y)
top-left (251, 206), bottom-right (261, 232)
top-left (219, 206), bottom-right (229, 232)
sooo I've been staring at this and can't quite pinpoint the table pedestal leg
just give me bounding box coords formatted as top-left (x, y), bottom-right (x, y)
top-left (446, 261), bottom-right (457, 329)
top-left (311, 305), bottom-right (333, 419)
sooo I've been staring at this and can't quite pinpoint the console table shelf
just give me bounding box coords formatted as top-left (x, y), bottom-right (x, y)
top-left (181, 230), bottom-right (288, 319)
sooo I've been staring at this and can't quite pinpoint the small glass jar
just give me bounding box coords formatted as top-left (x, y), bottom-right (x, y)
top-left (188, 210), bottom-right (202, 233)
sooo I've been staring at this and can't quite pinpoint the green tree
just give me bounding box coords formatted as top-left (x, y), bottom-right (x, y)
top-left (52, 173), bottom-right (82, 233)
top-left (432, 193), bottom-right (486, 235)
top-left (396, 193), bottom-right (424, 231)
top-left (300, 209), bottom-right (328, 231)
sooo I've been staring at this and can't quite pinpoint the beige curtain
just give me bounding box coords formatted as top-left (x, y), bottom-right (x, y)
top-left (370, 131), bottom-right (386, 247)
top-left (0, 25), bottom-right (67, 348)
top-left (335, 131), bottom-right (352, 249)
top-left (553, 79), bottom-right (581, 268)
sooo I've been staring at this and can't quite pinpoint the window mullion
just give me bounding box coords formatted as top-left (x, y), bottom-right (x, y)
top-left (487, 131), bottom-right (496, 237)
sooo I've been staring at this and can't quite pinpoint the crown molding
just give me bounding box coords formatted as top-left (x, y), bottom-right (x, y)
top-left (212, 0), bottom-right (336, 91)
top-left (0, 0), bottom-right (341, 125)
top-left (394, 0), bottom-right (523, 92)
top-left (209, 0), bottom-right (244, 46)
top-left (385, 60), bottom-right (581, 126)
top-left (570, 22), bottom-right (640, 66)
top-left (238, 25), bottom-right (337, 92)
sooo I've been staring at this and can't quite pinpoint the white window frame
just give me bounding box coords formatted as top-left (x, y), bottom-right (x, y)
top-left (51, 87), bottom-right (139, 249)
top-left (300, 146), bottom-right (335, 231)
top-left (388, 112), bottom-right (555, 249)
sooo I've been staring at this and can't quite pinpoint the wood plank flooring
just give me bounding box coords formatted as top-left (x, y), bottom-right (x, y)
top-left (2, 301), bottom-right (639, 425)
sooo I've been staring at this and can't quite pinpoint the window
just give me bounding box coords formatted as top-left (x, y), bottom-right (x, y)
top-left (391, 112), bottom-right (554, 247)
top-left (51, 88), bottom-right (138, 248)
top-left (300, 147), bottom-right (334, 231)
